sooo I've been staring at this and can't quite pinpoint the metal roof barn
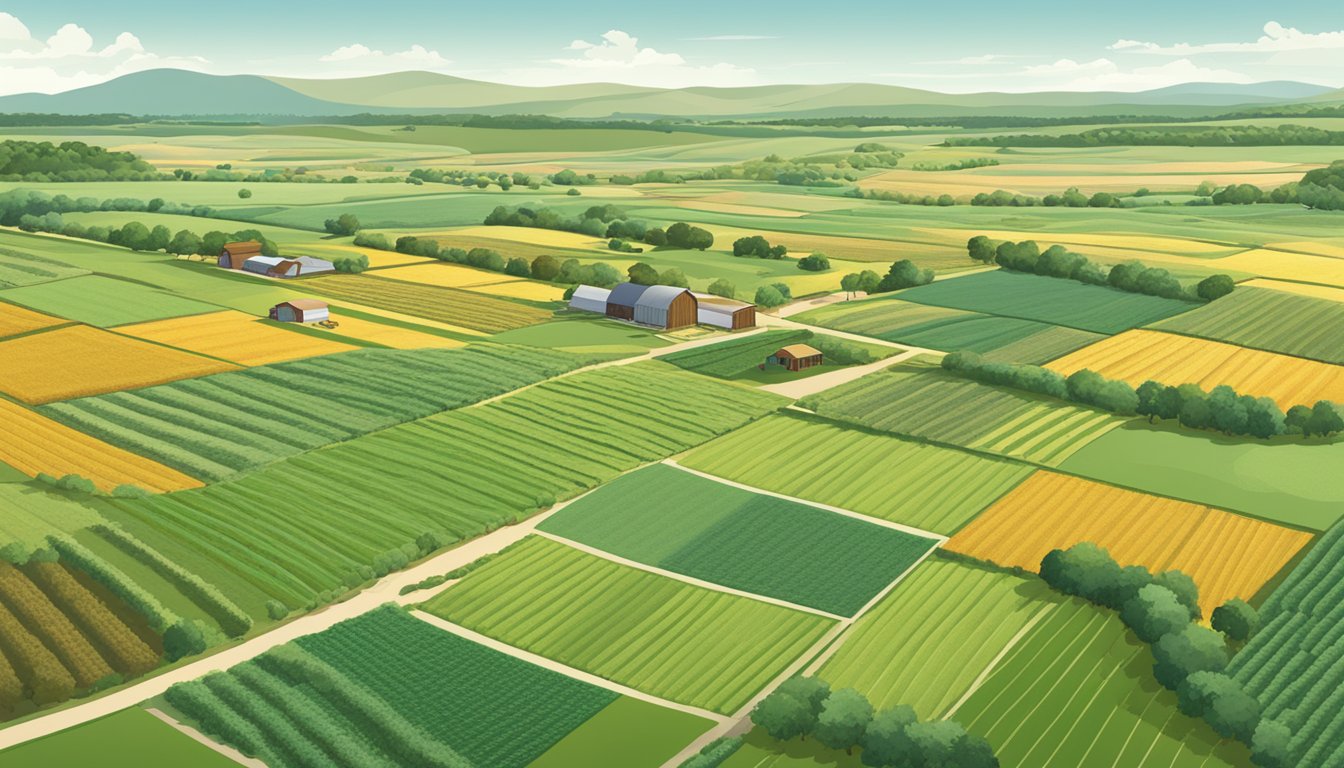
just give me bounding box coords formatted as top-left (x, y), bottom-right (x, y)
top-left (634, 285), bottom-right (698, 329)
top-left (270, 300), bottom-right (329, 323)
top-left (605, 282), bottom-right (649, 322)
top-left (569, 285), bottom-right (611, 314)
top-left (693, 294), bottom-right (757, 330)
top-left (218, 240), bottom-right (262, 269)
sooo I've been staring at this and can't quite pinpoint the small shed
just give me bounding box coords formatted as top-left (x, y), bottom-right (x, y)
top-left (768, 343), bottom-right (824, 372)
top-left (569, 285), bottom-right (611, 314)
top-left (605, 282), bottom-right (648, 321)
top-left (218, 240), bottom-right (262, 269)
top-left (634, 285), bottom-right (697, 330)
top-left (270, 299), bottom-right (329, 323)
top-left (694, 294), bottom-right (757, 330)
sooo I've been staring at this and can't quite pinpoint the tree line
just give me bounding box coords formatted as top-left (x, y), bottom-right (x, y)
top-left (1299, 160), bottom-right (1344, 211)
top-left (838, 259), bottom-right (934, 298)
top-left (0, 140), bottom-right (158, 182)
top-left (483, 204), bottom-right (714, 250)
top-left (946, 124), bottom-right (1344, 148)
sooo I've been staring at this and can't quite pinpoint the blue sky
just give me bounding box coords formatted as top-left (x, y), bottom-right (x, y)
top-left (2, 1), bottom-right (1343, 95)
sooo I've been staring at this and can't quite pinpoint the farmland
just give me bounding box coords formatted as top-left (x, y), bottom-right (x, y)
top-left (372, 261), bottom-right (567, 301)
top-left (116, 310), bottom-right (358, 366)
top-left (0, 485), bottom-right (100, 550)
top-left (802, 360), bottom-right (1126, 466)
top-left (0, 325), bottom-right (238, 404)
top-left (0, 275), bottom-right (219, 328)
top-left (0, 301), bottom-right (62, 338)
top-left (817, 558), bottom-right (1062, 719)
top-left (538, 463), bottom-right (937, 615)
top-left (1045, 329), bottom-right (1344, 410)
top-left (422, 535), bottom-right (835, 714)
top-left (680, 414), bottom-right (1032, 534)
top-left (305, 273), bottom-right (552, 333)
top-left (662, 329), bottom-right (814, 377)
top-left (0, 245), bottom-right (89, 288)
top-left (1152, 286), bottom-right (1344, 365)
top-left (0, 708), bottom-right (243, 768)
top-left (947, 471), bottom-right (1313, 615)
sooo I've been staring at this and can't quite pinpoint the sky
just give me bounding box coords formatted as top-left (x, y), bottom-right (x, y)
top-left (2, 1), bottom-right (1343, 96)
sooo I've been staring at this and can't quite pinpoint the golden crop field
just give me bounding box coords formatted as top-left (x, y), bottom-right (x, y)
top-left (947, 472), bottom-right (1312, 614)
top-left (117, 310), bottom-right (358, 366)
top-left (1265, 241), bottom-right (1344, 259)
top-left (444, 225), bottom-right (605, 250)
top-left (304, 313), bottom-right (464, 349)
top-left (0, 398), bottom-right (201, 492)
top-left (467, 280), bottom-right (567, 302)
top-left (0, 301), bottom-right (63, 338)
top-left (374, 262), bottom-right (522, 288)
top-left (1212, 249), bottom-right (1344, 288)
top-left (0, 325), bottom-right (238, 404)
top-left (1045, 329), bottom-right (1344, 410)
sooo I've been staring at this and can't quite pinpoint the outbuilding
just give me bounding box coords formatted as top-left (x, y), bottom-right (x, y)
top-left (270, 299), bottom-right (329, 323)
top-left (569, 285), bottom-right (611, 314)
top-left (218, 240), bottom-right (262, 269)
top-left (633, 285), bottom-right (698, 330)
top-left (605, 282), bottom-right (648, 322)
top-left (768, 343), bottom-right (824, 372)
top-left (242, 255), bottom-right (335, 279)
top-left (694, 294), bottom-right (757, 330)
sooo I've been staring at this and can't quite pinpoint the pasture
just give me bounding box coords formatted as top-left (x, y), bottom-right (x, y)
top-left (422, 536), bottom-right (835, 714)
top-left (0, 275), bottom-right (219, 328)
top-left (1045, 329), bottom-right (1344, 410)
top-left (0, 708), bottom-right (242, 768)
top-left (680, 414), bottom-right (1032, 534)
top-left (802, 361), bottom-right (1126, 466)
top-left (817, 558), bottom-right (1061, 719)
top-left (305, 273), bottom-right (552, 333)
top-left (947, 471), bottom-right (1313, 615)
top-left (538, 463), bottom-right (937, 615)
top-left (1153, 287), bottom-right (1344, 365)
top-left (117, 310), bottom-right (358, 366)
top-left (0, 325), bottom-right (237, 404)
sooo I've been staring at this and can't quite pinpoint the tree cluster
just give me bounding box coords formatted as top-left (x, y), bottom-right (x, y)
top-left (408, 168), bottom-right (530, 190)
top-left (323, 213), bottom-right (361, 236)
top-left (948, 124), bottom-right (1344, 148)
top-left (626, 262), bottom-right (689, 288)
top-left (733, 235), bottom-right (787, 259)
top-left (1299, 160), bottom-right (1344, 211)
top-left (909, 157), bottom-right (999, 171)
top-left (851, 188), bottom-right (957, 207)
top-left (797, 252), bottom-right (831, 272)
top-left (755, 282), bottom-right (793, 308)
top-left (549, 169), bottom-right (598, 186)
top-left (0, 140), bottom-right (159, 181)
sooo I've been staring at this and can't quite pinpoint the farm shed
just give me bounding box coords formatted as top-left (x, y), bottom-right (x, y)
top-left (635, 285), bottom-right (698, 330)
top-left (605, 282), bottom-right (648, 322)
top-left (242, 256), bottom-right (335, 279)
top-left (569, 285), bottom-right (611, 314)
top-left (694, 294), bottom-right (757, 330)
top-left (269, 299), bottom-right (329, 323)
top-left (769, 344), bottom-right (824, 372)
top-left (218, 240), bottom-right (262, 269)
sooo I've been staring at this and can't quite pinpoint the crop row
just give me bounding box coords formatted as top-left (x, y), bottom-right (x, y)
top-left (1154, 286), bottom-right (1344, 365)
top-left (306, 274), bottom-right (551, 333)
top-left (661, 329), bottom-right (811, 377)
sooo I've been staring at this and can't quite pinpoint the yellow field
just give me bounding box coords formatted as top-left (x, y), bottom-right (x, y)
top-left (1265, 241), bottom-right (1344, 259)
top-left (374, 262), bottom-right (524, 288)
top-left (0, 325), bottom-right (238, 404)
top-left (303, 313), bottom-right (464, 349)
top-left (442, 225), bottom-right (606, 250)
top-left (947, 472), bottom-right (1312, 615)
top-left (1239, 279), bottom-right (1344, 302)
top-left (1045, 330), bottom-right (1344, 409)
top-left (1212, 248), bottom-right (1344, 288)
top-left (863, 165), bottom-right (1308, 197)
top-left (311, 298), bottom-right (489, 338)
top-left (0, 301), bottom-right (63, 338)
top-left (303, 242), bottom-right (428, 268)
top-left (0, 399), bottom-right (201, 492)
top-left (117, 310), bottom-right (358, 366)
top-left (466, 280), bottom-right (567, 302)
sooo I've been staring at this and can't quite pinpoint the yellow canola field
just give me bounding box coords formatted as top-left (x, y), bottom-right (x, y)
top-left (303, 313), bottom-right (464, 350)
top-left (0, 398), bottom-right (201, 492)
top-left (0, 325), bottom-right (238, 404)
top-left (1046, 330), bottom-right (1344, 410)
top-left (117, 310), bottom-right (357, 366)
top-left (1212, 249), bottom-right (1344, 288)
top-left (947, 472), bottom-right (1312, 615)
top-left (375, 262), bottom-right (518, 288)
top-left (442, 225), bottom-right (606, 250)
top-left (0, 302), bottom-right (63, 338)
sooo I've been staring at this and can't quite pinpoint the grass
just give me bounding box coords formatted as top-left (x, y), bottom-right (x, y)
top-left (0, 484), bottom-right (100, 550)
top-left (955, 598), bottom-right (1249, 768)
top-left (801, 360), bottom-right (1126, 467)
top-left (680, 413), bottom-right (1032, 534)
top-left (947, 471), bottom-right (1313, 616)
top-left (1060, 423), bottom-right (1344, 530)
top-left (0, 275), bottom-right (220, 328)
top-left (539, 463), bottom-right (937, 615)
top-left (98, 362), bottom-right (783, 614)
top-left (422, 536), bottom-right (835, 714)
top-left (304, 273), bottom-right (552, 333)
top-left (0, 245), bottom-right (89, 288)
top-left (0, 708), bottom-right (242, 767)
top-left (1152, 287), bottom-right (1344, 365)
top-left (116, 310), bottom-right (358, 366)
top-left (492, 314), bottom-right (671, 356)
top-left (817, 558), bottom-right (1062, 719)
top-left (528, 696), bottom-right (714, 768)
top-left (661, 329), bottom-right (813, 377)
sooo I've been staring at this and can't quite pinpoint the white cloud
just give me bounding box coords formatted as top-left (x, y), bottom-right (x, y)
top-left (1109, 21), bottom-right (1344, 55)
top-left (504, 29), bottom-right (755, 88)
top-left (319, 42), bottom-right (448, 67)
top-left (0, 12), bottom-right (29, 42)
top-left (1017, 57), bottom-right (1252, 91)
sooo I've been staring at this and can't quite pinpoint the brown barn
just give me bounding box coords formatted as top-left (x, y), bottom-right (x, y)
top-left (768, 344), bottom-right (824, 372)
top-left (605, 282), bottom-right (646, 322)
top-left (218, 240), bottom-right (263, 269)
top-left (695, 295), bottom-right (757, 330)
top-left (604, 283), bottom-right (698, 330)
top-left (269, 300), bottom-right (329, 323)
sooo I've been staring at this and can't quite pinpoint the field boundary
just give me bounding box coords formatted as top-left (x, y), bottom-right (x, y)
top-left (941, 603), bottom-right (1056, 719)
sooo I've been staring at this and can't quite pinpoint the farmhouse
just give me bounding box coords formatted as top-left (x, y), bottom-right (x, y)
top-left (217, 240), bottom-right (263, 269)
top-left (269, 299), bottom-right (329, 323)
top-left (568, 285), bottom-right (611, 314)
top-left (242, 255), bottom-right (335, 279)
top-left (768, 343), bottom-right (824, 372)
top-left (694, 294), bottom-right (757, 330)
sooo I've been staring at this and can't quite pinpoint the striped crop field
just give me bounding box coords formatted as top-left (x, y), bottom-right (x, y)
top-left (955, 599), bottom-right (1248, 768)
top-left (0, 245), bottom-right (89, 288)
top-left (661, 329), bottom-right (813, 378)
top-left (422, 536), bottom-right (835, 714)
top-left (0, 485), bottom-right (100, 550)
top-left (680, 414), bottom-right (1032, 534)
top-left (0, 275), bottom-right (219, 328)
top-left (42, 344), bottom-right (594, 482)
top-left (99, 362), bottom-right (783, 614)
top-left (0, 301), bottom-right (62, 338)
top-left (817, 558), bottom-right (1062, 719)
top-left (0, 398), bottom-right (200, 493)
top-left (0, 325), bottom-right (238, 404)
top-left (116, 310), bottom-right (358, 366)
top-left (948, 472), bottom-right (1313, 617)
top-left (539, 463), bottom-right (937, 615)
top-left (802, 361), bottom-right (1126, 467)
top-left (306, 273), bottom-right (552, 333)
top-left (1045, 329), bottom-right (1344, 410)
top-left (1152, 287), bottom-right (1344, 365)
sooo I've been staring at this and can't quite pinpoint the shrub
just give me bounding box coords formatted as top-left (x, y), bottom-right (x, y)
top-left (237, 189), bottom-right (252, 199)
top-left (163, 619), bottom-right (209, 661)
top-left (1211, 598), bottom-right (1259, 642)
top-left (797, 252), bottom-right (831, 271)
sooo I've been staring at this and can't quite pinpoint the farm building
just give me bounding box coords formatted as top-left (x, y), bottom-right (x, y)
top-left (218, 240), bottom-right (263, 269)
top-left (605, 282), bottom-right (648, 322)
top-left (242, 256), bottom-right (335, 279)
top-left (269, 300), bottom-right (329, 323)
top-left (603, 282), bottom-right (698, 330)
top-left (768, 344), bottom-right (824, 372)
top-left (569, 285), bottom-right (611, 314)
top-left (694, 294), bottom-right (757, 330)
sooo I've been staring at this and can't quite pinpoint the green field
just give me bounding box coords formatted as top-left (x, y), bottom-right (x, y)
top-left (306, 273), bottom-right (552, 332)
top-left (493, 314), bottom-right (671, 356)
top-left (955, 599), bottom-right (1249, 768)
top-left (1152, 286), bottom-right (1344, 364)
top-left (680, 414), bottom-right (1031, 534)
top-left (801, 361), bottom-right (1126, 467)
top-left (0, 245), bottom-right (90, 288)
top-left (0, 708), bottom-right (242, 768)
top-left (538, 463), bottom-right (936, 615)
top-left (1060, 423), bottom-right (1344, 530)
top-left (817, 558), bottom-right (1062, 719)
top-left (528, 696), bottom-right (715, 768)
top-left (99, 362), bottom-right (783, 614)
top-left (0, 275), bottom-right (219, 327)
top-left (422, 536), bottom-right (835, 714)
top-left (662, 329), bottom-right (814, 377)
top-left (43, 344), bottom-right (596, 481)
top-left (0, 483), bottom-right (101, 549)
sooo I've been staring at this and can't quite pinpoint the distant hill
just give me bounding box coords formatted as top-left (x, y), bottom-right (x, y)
top-left (0, 68), bottom-right (1335, 120)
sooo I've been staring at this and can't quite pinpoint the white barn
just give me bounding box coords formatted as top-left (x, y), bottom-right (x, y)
top-left (569, 285), bottom-right (611, 314)
top-left (242, 256), bottom-right (336, 279)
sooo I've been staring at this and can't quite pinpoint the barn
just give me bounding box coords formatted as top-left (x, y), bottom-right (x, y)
top-left (218, 240), bottom-right (262, 269)
top-left (634, 285), bottom-right (698, 330)
top-left (270, 300), bottom-right (329, 323)
top-left (694, 294), bottom-right (757, 330)
top-left (569, 285), bottom-right (611, 314)
top-left (768, 343), bottom-right (824, 372)
top-left (242, 256), bottom-right (335, 279)
top-left (605, 282), bottom-right (647, 322)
